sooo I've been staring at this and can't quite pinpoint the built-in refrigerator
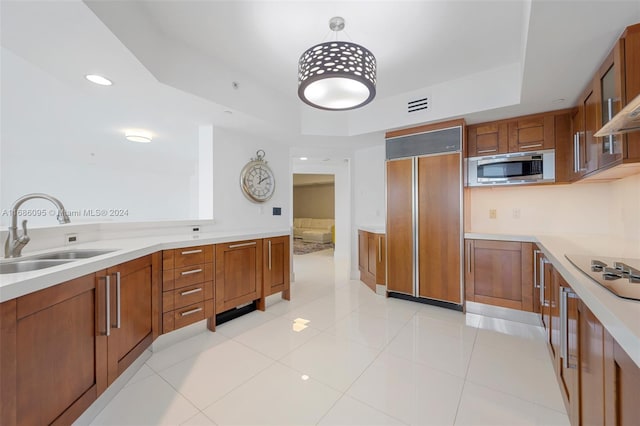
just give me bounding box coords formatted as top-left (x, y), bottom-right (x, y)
top-left (385, 122), bottom-right (464, 308)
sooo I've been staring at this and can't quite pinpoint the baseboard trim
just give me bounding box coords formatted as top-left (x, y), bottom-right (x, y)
top-left (387, 292), bottom-right (463, 312)
top-left (465, 301), bottom-right (542, 326)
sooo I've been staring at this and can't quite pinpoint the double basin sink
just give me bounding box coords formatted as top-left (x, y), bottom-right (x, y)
top-left (0, 249), bottom-right (116, 274)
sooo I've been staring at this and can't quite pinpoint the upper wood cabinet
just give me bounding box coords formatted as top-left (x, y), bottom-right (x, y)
top-left (467, 110), bottom-right (564, 158)
top-left (577, 22), bottom-right (640, 181)
top-left (464, 239), bottom-right (533, 311)
top-left (622, 23), bottom-right (640, 162)
top-left (508, 114), bottom-right (555, 152)
top-left (596, 40), bottom-right (625, 169)
top-left (215, 239), bottom-right (263, 313)
top-left (467, 122), bottom-right (508, 156)
top-left (263, 235), bottom-right (290, 301)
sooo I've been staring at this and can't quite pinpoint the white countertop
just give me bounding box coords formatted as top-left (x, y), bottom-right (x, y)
top-left (464, 232), bottom-right (537, 242)
top-left (358, 225), bottom-right (386, 234)
top-left (0, 228), bottom-right (290, 303)
top-left (467, 231), bottom-right (640, 368)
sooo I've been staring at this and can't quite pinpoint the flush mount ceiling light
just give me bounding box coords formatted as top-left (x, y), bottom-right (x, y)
top-left (85, 74), bottom-right (113, 86)
top-left (298, 16), bottom-right (376, 111)
top-left (125, 129), bottom-right (153, 143)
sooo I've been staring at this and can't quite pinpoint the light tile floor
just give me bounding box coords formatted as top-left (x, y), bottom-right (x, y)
top-left (89, 249), bottom-right (569, 426)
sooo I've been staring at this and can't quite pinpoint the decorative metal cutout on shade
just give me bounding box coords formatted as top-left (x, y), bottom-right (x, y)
top-left (297, 18), bottom-right (377, 111)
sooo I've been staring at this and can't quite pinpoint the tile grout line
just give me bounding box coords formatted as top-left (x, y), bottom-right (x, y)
top-left (313, 309), bottom-right (419, 425)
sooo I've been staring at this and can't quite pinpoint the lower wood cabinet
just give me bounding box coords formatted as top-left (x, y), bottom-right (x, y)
top-left (358, 229), bottom-right (386, 292)
top-left (262, 235), bottom-right (290, 300)
top-left (216, 239), bottom-right (263, 313)
top-left (0, 254), bottom-right (160, 426)
top-left (553, 271), bottom-right (579, 425)
top-left (464, 239), bottom-right (534, 311)
top-left (537, 258), bottom-right (640, 426)
top-left (96, 254), bottom-right (159, 385)
top-left (0, 236), bottom-right (292, 425)
top-left (0, 274), bottom-right (103, 426)
top-left (162, 245), bottom-right (215, 333)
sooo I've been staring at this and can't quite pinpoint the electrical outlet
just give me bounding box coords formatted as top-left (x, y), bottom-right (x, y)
top-left (512, 208), bottom-right (521, 219)
top-left (65, 233), bottom-right (78, 245)
top-left (489, 209), bottom-right (497, 219)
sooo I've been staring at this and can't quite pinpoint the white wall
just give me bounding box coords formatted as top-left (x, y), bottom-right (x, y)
top-left (0, 47), bottom-right (199, 226)
top-left (211, 127), bottom-right (290, 231)
top-left (353, 145), bottom-right (387, 227)
top-left (608, 173), bottom-right (640, 242)
top-left (467, 182), bottom-right (612, 236)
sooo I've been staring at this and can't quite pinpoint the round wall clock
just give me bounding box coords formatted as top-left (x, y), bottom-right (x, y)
top-left (240, 150), bottom-right (276, 203)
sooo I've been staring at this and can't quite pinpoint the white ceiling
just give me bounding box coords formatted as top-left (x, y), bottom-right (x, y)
top-left (3, 1), bottom-right (640, 150)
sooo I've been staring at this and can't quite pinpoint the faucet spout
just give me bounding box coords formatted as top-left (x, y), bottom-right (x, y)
top-left (4, 193), bottom-right (71, 258)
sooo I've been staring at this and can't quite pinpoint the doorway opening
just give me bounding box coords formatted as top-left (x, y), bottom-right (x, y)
top-left (292, 173), bottom-right (335, 256)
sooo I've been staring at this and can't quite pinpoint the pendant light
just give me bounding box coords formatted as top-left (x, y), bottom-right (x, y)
top-left (297, 17), bottom-right (377, 111)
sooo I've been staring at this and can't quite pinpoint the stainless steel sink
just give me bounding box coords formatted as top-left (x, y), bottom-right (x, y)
top-left (0, 259), bottom-right (74, 274)
top-left (30, 249), bottom-right (115, 260)
top-left (0, 249), bottom-right (116, 274)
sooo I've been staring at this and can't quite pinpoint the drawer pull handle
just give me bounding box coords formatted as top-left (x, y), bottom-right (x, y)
top-left (181, 268), bottom-right (202, 276)
top-left (180, 288), bottom-right (203, 296)
top-left (229, 242), bottom-right (256, 249)
top-left (477, 149), bottom-right (497, 154)
top-left (181, 249), bottom-right (203, 255)
top-left (519, 143), bottom-right (543, 149)
top-left (180, 307), bottom-right (203, 317)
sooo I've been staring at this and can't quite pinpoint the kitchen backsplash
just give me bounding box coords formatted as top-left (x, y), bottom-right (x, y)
top-left (468, 173), bottom-right (640, 242)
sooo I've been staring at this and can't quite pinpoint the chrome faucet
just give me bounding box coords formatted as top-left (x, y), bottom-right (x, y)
top-left (4, 193), bottom-right (70, 258)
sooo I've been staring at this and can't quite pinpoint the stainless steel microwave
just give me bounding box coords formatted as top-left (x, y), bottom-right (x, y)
top-left (466, 149), bottom-right (555, 186)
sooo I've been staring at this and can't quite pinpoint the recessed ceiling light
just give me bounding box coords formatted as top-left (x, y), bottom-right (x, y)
top-left (300, 157), bottom-right (308, 161)
top-left (125, 129), bottom-right (153, 143)
top-left (552, 98), bottom-right (566, 104)
top-left (85, 74), bottom-right (113, 86)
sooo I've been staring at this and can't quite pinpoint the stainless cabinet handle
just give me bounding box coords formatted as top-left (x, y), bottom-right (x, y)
top-left (540, 258), bottom-right (548, 307)
top-left (115, 272), bottom-right (121, 329)
top-left (573, 132), bottom-right (580, 173)
top-left (229, 242), bottom-right (256, 249)
top-left (378, 236), bottom-right (382, 263)
top-left (519, 143), bottom-right (543, 149)
top-left (181, 268), bottom-right (202, 276)
top-left (104, 275), bottom-right (111, 337)
top-left (559, 287), bottom-right (578, 369)
top-left (533, 249), bottom-right (540, 289)
top-left (181, 249), bottom-right (203, 255)
top-left (180, 307), bottom-right (203, 317)
top-left (268, 240), bottom-right (272, 270)
top-left (560, 286), bottom-right (568, 366)
top-left (607, 98), bottom-right (615, 155)
top-left (180, 287), bottom-right (202, 296)
top-left (477, 148), bottom-right (497, 154)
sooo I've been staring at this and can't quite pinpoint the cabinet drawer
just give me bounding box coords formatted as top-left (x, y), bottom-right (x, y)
top-left (163, 263), bottom-right (213, 291)
top-left (162, 245), bottom-right (213, 270)
top-left (163, 281), bottom-right (213, 313)
top-left (162, 299), bottom-right (214, 333)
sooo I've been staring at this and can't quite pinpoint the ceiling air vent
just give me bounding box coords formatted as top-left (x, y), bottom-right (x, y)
top-left (407, 96), bottom-right (430, 113)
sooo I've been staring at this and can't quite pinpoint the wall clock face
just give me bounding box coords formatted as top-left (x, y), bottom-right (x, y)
top-left (240, 151), bottom-right (275, 203)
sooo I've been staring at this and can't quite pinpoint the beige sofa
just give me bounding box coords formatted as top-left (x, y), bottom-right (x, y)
top-left (293, 218), bottom-right (334, 243)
